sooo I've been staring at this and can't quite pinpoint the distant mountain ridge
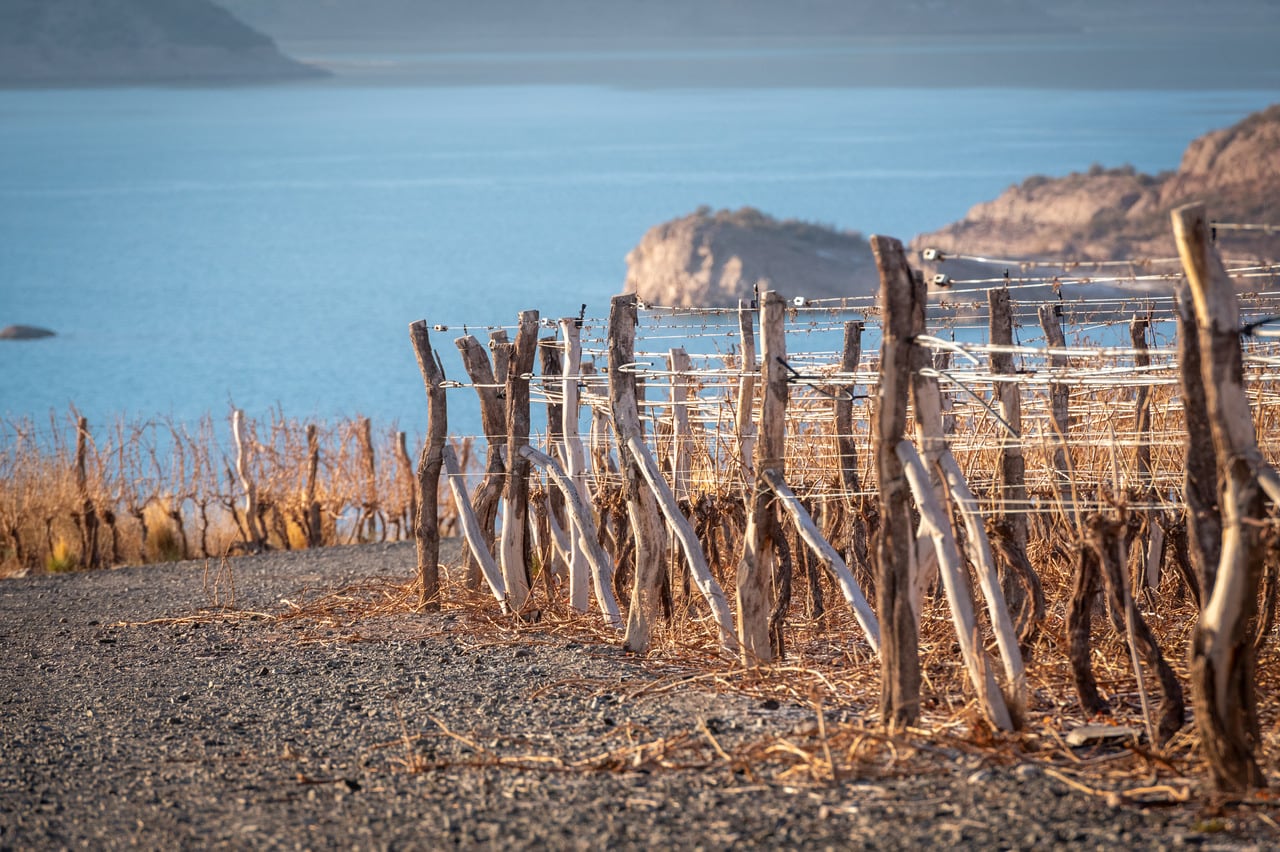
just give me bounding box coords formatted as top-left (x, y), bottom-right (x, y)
top-left (219, 0), bottom-right (1277, 42)
top-left (0, 0), bottom-right (320, 85)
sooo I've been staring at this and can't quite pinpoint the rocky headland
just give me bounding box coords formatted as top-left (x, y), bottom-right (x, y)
top-left (623, 207), bottom-right (879, 309)
top-left (0, 0), bottom-right (321, 85)
top-left (625, 105), bottom-right (1279, 307)
top-left (913, 103), bottom-right (1280, 264)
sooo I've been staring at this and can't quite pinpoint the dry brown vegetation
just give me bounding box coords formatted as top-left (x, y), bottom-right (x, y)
top-left (0, 409), bottom-right (472, 576)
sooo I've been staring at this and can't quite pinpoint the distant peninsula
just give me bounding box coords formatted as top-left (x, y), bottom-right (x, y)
top-left (0, 0), bottom-right (322, 86)
top-left (625, 104), bottom-right (1280, 307)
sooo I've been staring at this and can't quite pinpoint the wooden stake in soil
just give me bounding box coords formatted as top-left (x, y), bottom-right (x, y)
top-left (499, 310), bottom-right (541, 613)
top-left (735, 299), bottom-right (758, 487)
top-left (1037, 303), bottom-right (1076, 530)
top-left (559, 317), bottom-right (593, 613)
top-left (443, 444), bottom-right (508, 610)
top-left (610, 294), bottom-right (667, 653)
top-left (73, 416), bottom-right (102, 570)
top-left (736, 290), bottom-right (787, 665)
top-left (305, 424), bottom-right (323, 548)
top-left (455, 334), bottom-right (507, 590)
top-left (231, 408), bottom-right (266, 550)
top-left (871, 234), bottom-right (921, 725)
top-left (1175, 293), bottom-right (1217, 607)
top-left (834, 321), bottom-right (871, 589)
top-left (1174, 202), bottom-right (1279, 791)
top-left (409, 321), bottom-right (448, 611)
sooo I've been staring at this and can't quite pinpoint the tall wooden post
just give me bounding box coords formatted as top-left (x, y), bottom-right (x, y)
top-left (74, 417), bottom-right (102, 570)
top-left (1038, 304), bottom-right (1075, 529)
top-left (990, 288), bottom-right (1038, 641)
top-left (835, 321), bottom-right (871, 587)
top-left (454, 334), bottom-right (507, 590)
top-left (409, 321), bottom-right (448, 611)
top-left (871, 235), bottom-right (920, 725)
top-left (610, 295), bottom-right (667, 653)
top-left (1176, 293), bottom-right (1217, 606)
top-left (559, 317), bottom-right (593, 613)
top-left (1174, 203), bottom-right (1277, 791)
top-left (736, 291), bottom-right (787, 664)
top-left (499, 311), bottom-right (540, 613)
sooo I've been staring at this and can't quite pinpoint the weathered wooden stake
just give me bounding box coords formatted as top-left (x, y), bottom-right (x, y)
top-left (455, 334), bottom-right (507, 590)
top-left (735, 299), bottom-right (758, 486)
top-left (834, 321), bottom-right (871, 590)
top-left (232, 408), bottom-right (266, 550)
top-left (443, 444), bottom-right (508, 610)
top-left (559, 317), bottom-right (593, 612)
top-left (736, 290), bottom-right (786, 664)
top-left (74, 417), bottom-right (102, 570)
top-left (1174, 203), bottom-right (1279, 791)
top-left (1037, 303), bottom-right (1076, 530)
top-left (409, 321), bottom-right (448, 611)
top-left (871, 234), bottom-right (921, 726)
top-left (305, 424), bottom-right (323, 548)
top-left (1175, 292), bottom-right (1216, 607)
top-left (499, 311), bottom-right (540, 613)
top-left (610, 294), bottom-right (667, 653)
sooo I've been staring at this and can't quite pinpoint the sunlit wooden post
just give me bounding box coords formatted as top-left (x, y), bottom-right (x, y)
top-left (610, 295), bottom-right (667, 653)
top-left (871, 235), bottom-right (920, 725)
top-left (409, 321), bottom-right (448, 610)
top-left (736, 291), bottom-right (786, 664)
top-left (454, 334), bottom-right (507, 590)
top-left (499, 311), bottom-right (540, 613)
top-left (1037, 303), bottom-right (1075, 530)
top-left (1174, 202), bottom-right (1280, 791)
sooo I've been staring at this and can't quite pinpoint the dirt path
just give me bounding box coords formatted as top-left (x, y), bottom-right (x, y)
top-left (1, 542), bottom-right (1274, 849)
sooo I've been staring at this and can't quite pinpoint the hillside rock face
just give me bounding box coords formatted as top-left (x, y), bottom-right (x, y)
top-left (623, 207), bottom-right (879, 309)
top-left (0, 0), bottom-right (321, 85)
top-left (913, 104), bottom-right (1280, 262)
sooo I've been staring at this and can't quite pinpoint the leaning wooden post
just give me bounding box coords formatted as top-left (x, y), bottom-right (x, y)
top-left (499, 311), bottom-right (541, 613)
top-left (454, 334), bottom-right (507, 590)
top-left (736, 290), bottom-right (786, 664)
top-left (1038, 303), bottom-right (1076, 530)
top-left (443, 444), bottom-right (508, 611)
top-left (1174, 203), bottom-right (1279, 791)
top-left (610, 295), bottom-right (667, 653)
top-left (409, 321), bottom-right (448, 611)
top-left (871, 235), bottom-right (921, 725)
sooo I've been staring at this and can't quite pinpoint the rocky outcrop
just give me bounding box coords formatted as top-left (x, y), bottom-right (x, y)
top-left (913, 104), bottom-right (1280, 262)
top-left (623, 207), bottom-right (878, 309)
top-left (0, 325), bottom-right (55, 340)
top-left (0, 0), bottom-right (321, 85)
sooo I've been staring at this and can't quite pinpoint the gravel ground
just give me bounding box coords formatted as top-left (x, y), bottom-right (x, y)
top-left (2, 541), bottom-right (1277, 850)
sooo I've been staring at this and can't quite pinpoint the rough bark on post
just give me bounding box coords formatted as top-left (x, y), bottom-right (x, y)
top-left (455, 334), bottom-right (507, 590)
top-left (1174, 203), bottom-right (1279, 791)
top-left (1037, 303), bottom-right (1076, 530)
top-left (667, 347), bottom-right (694, 504)
top-left (871, 234), bottom-right (920, 726)
top-left (609, 295), bottom-right (668, 653)
top-left (305, 423), bottom-right (323, 548)
top-left (539, 336), bottom-right (567, 581)
top-left (357, 416), bottom-right (379, 542)
top-left (1131, 314), bottom-right (1165, 593)
top-left (1175, 293), bottom-right (1216, 607)
top-left (834, 320), bottom-right (871, 590)
top-left (499, 311), bottom-right (540, 614)
top-left (989, 287), bottom-right (1038, 642)
top-left (409, 321), bottom-right (448, 611)
top-left (736, 290), bottom-right (786, 664)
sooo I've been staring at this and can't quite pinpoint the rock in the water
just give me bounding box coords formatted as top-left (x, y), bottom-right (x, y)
top-left (623, 206), bottom-right (878, 309)
top-left (0, 324), bottom-right (56, 340)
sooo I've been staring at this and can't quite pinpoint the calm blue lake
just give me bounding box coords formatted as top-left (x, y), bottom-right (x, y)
top-left (0, 79), bottom-right (1273, 439)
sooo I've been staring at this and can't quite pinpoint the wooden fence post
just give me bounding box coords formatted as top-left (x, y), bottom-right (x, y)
top-left (1175, 292), bottom-right (1216, 607)
top-left (835, 321), bottom-right (871, 590)
top-left (305, 424), bottom-right (324, 548)
top-left (989, 287), bottom-right (1042, 644)
top-left (559, 317), bottom-right (594, 613)
top-left (499, 311), bottom-right (540, 613)
top-left (735, 299), bottom-right (758, 487)
top-left (232, 408), bottom-right (266, 550)
top-left (442, 444), bottom-right (508, 610)
top-left (610, 294), bottom-right (667, 653)
top-left (454, 334), bottom-right (507, 590)
top-left (409, 321), bottom-right (448, 611)
top-left (1174, 202), bottom-right (1280, 791)
top-left (1037, 303), bottom-right (1076, 530)
top-left (73, 417), bottom-right (102, 570)
top-left (736, 290), bottom-right (786, 664)
top-left (871, 235), bottom-right (920, 726)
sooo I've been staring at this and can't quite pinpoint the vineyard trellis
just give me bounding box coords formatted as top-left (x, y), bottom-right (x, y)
top-left (4, 204), bottom-right (1280, 791)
